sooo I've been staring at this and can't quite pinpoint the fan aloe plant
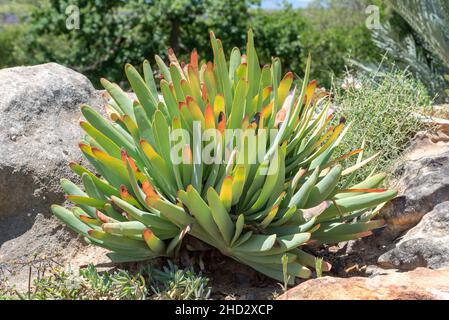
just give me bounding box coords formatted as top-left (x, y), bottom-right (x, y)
top-left (52, 30), bottom-right (397, 284)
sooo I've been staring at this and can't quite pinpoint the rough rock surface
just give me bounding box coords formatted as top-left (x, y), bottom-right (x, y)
top-left (380, 133), bottom-right (449, 237)
top-left (0, 63), bottom-right (105, 286)
top-left (378, 201), bottom-right (449, 270)
top-left (278, 268), bottom-right (449, 300)
top-left (343, 132), bottom-right (449, 273)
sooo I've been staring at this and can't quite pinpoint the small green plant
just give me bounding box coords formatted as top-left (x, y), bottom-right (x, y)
top-left (148, 261), bottom-right (211, 300)
top-left (0, 262), bottom-right (210, 300)
top-left (333, 68), bottom-right (431, 183)
top-left (281, 254), bottom-right (290, 292)
top-left (25, 265), bottom-right (147, 300)
top-left (315, 257), bottom-right (323, 278)
top-left (52, 30), bottom-right (397, 285)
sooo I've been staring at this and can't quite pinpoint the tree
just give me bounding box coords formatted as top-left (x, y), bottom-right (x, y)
top-left (24, 0), bottom-right (257, 86)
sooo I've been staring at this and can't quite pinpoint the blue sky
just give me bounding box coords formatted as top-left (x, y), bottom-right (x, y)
top-left (260, 0), bottom-right (312, 9)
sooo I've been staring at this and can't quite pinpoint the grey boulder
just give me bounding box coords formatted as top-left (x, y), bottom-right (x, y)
top-left (345, 133), bottom-right (449, 268)
top-left (0, 63), bottom-right (102, 264)
top-left (380, 133), bottom-right (449, 237)
top-left (378, 201), bottom-right (449, 270)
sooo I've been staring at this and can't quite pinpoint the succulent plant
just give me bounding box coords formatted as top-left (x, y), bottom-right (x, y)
top-left (51, 30), bottom-right (397, 284)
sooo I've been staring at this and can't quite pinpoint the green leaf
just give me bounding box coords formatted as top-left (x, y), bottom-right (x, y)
top-left (207, 188), bottom-right (234, 245)
top-left (51, 205), bottom-right (90, 236)
top-left (234, 234), bottom-right (276, 252)
top-left (125, 64), bottom-right (157, 119)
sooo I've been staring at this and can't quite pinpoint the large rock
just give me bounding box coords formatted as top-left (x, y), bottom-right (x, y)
top-left (278, 268), bottom-right (449, 300)
top-left (344, 132), bottom-right (449, 272)
top-left (0, 63), bottom-right (103, 271)
top-left (380, 133), bottom-right (449, 237)
top-left (378, 201), bottom-right (449, 270)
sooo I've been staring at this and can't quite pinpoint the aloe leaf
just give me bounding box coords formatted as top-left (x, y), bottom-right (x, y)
top-left (102, 221), bottom-right (146, 238)
top-left (66, 195), bottom-right (107, 208)
top-left (234, 234), bottom-right (276, 253)
top-left (111, 196), bottom-right (177, 236)
top-left (125, 63), bottom-right (157, 118)
top-left (289, 166), bottom-right (320, 208)
top-left (69, 163), bottom-right (120, 198)
top-left (143, 228), bottom-right (166, 254)
top-left (335, 173), bottom-right (387, 199)
top-left (229, 47), bottom-right (241, 83)
top-left (81, 105), bottom-right (138, 160)
top-left (207, 188), bottom-right (234, 245)
top-left (100, 78), bottom-right (134, 117)
top-left (81, 173), bottom-right (104, 200)
top-left (306, 165), bottom-right (342, 208)
top-left (318, 189), bottom-right (398, 221)
top-left (183, 186), bottom-right (223, 242)
top-left (87, 230), bottom-right (153, 255)
top-left (143, 60), bottom-right (159, 102)
top-left (51, 205), bottom-right (91, 236)
top-left (228, 78), bottom-right (248, 129)
top-left (60, 178), bottom-right (97, 217)
top-left (210, 31), bottom-right (232, 111)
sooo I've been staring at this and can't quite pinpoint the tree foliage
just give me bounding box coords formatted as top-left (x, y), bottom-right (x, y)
top-left (2, 0), bottom-right (382, 89)
top-left (370, 0), bottom-right (449, 100)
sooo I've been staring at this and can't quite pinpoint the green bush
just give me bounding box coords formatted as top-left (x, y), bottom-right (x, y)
top-left (299, 0), bottom-right (383, 88)
top-left (148, 261), bottom-right (211, 300)
top-left (369, 0), bottom-right (449, 101)
top-left (0, 24), bottom-right (27, 68)
top-left (22, 0), bottom-right (257, 87)
top-left (250, 6), bottom-right (306, 78)
top-left (333, 68), bottom-right (431, 183)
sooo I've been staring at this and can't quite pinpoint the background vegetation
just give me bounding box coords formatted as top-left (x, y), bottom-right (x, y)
top-left (2, 0), bottom-right (447, 98)
top-left (368, 0), bottom-right (449, 100)
top-left (1, 0), bottom-right (382, 88)
top-left (4, 0), bottom-right (444, 95)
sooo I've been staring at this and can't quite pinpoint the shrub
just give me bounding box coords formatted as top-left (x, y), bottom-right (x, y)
top-left (333, 67), bottom-right (431, 183)
top-left (250, 5), bottom-right (306, 79)
top-left (371, 0), bottom-right (449, 100)
top-left (299, 0), bottom-right (384, 88)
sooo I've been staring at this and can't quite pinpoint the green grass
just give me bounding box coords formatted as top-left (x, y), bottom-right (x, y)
top-left (332, 67), bottom-right (432, 183)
